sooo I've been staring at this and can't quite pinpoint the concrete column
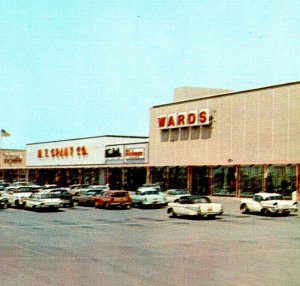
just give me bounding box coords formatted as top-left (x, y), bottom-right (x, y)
top-left (146, 167), bottom-right (152, 184)
top-left (236, 165), bottom-right (241, 197)
top-left (187, 166), bottom-right (192, 191)
top-left (209, 166), bottom-right (213, 196)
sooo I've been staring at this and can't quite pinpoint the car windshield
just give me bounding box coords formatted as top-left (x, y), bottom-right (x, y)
top-left (191, 197), bottom-right (211, 203)
top-left (173, 189), bottom-right (188, 195)
top-left (111, 192), bottom-right (127, 197)
top-left (179, 196), bottom-right (211, 204)
top-left (264, 195), bottom-right (284, 200)
top-left (87, 191), bottom-right (96, 196)
top-left (49, 192), bottom-right (61, 198)
top-left (142, 191), bottom-right (159, 195)
top-left (16, 187), bottom-right (31, 193)
top-left (40, 194), bottom-right (52, 199)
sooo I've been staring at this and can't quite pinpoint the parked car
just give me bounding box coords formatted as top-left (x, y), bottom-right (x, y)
top-left (68, 184), bottom-right (89, 196)
top-left (43, 188), bottom-right (74, 207)
top-left (167, 195), bottom-right (223, 218)
top-left (75, 188), bottom-right (104, 206)
top-left (240, 193), bottom-right (298, 215)
top-left (41, 184), bottom-right (58, 190)
top-left (131, 188), bottom-right (166, 207)
top-left (24, 192), bottom-right (63, 211)
top-left (2, 186), bottom-right (41, 208)
top-left (0, 197), bottom-right (8, 209)
top-left (0, 182), bottom-right (10, 195)
top-left (140, 183), bottom-right (163, 193)
top-left (94, 190), bottom-right (131, 209)
top-left (163, 189), bottom-right (190, 203)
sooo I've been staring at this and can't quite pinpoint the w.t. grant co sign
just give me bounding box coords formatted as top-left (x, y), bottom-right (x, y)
top-left (158, 108), bottom-right (210, 129)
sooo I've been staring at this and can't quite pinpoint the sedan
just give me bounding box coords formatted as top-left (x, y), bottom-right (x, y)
top-left (163, 189), bottom-right (190, 203)
top-left (240, 193), bottom-right (298, 215)
top-left (24, 193), bottom-right (63, 211)
top-left (75, 189), bottom-right (104, 207)
top-left (167, 195), bottom-right (223, 219)
top-left (94, 190), bottom-right (131, 209)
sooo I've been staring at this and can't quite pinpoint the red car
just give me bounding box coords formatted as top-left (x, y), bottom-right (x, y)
top-left (94, 190), bottom-right (131, 209)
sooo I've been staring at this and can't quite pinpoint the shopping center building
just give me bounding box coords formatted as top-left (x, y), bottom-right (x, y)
top-left (25, 135), bottom-right (149, 191)
top-left (1, 81), bottom-right (299, 198)
top-left (0, 149), bottom-right (26, 182)
top-left (149, 81), bottom-right (300, 198)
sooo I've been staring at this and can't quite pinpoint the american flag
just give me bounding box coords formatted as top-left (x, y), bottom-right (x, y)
top-left (1, 129), bottom-right (11, 137)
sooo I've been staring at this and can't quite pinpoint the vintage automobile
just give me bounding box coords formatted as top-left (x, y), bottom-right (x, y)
top-left (2, 186), bottom-right (41, 208)
top-left (240, 192), bottom-right (298, 215)
top-left (43, 188), bottom-right (74, 207)
top-left (24, 192), bottom-right (63, 211)
top-left (131, 187), bottom-right (166, 207)
top-left (68, 184), bottom-right (90, 196)
top-left (75, 188), bottom-right (104, 206)
top-left (167, 195), bottom-right (223, 218)
top-left (94, 190), bottom-right (131, 209)
top-left (163, 189), bottom-right (190, 203)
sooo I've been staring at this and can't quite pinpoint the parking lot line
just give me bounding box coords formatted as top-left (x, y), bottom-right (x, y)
top-left (12, 243), bottom-right (55, 258)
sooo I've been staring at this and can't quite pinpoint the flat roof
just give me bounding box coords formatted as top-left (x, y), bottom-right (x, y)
top-left (153, 80), bottom-right (300, 108)
top-left (27, 135), bottom-right (149, 146)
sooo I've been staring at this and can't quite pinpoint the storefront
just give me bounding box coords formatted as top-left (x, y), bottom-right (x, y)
top-left (26, 135), bottom-right (149, 191)
top-left (0, 149), bottom-right (27, 182)
top-left (148, 82), bottom-right (300, 198)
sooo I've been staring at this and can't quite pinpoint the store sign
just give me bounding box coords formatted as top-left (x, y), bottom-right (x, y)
top-left (3, 153), bottom-right (22, 165)
top-left (105, 146), bottom-right (123, 159)
top-left (125, 148), bottom-right (145, 160)
top-left (37, 146), bottom-right (88, 158)
top-left (158, 109), bottom-right (210, 129)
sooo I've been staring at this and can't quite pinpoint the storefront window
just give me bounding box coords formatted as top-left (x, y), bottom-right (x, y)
top-left (266, 165), bottom-right (296, 198)
top-left (240, 166), bottom-right (263, 197)
top-left (213, 166), bottom-right (236, 196)
top-left (151, 167), bottom-right (167, 190)
top-left (169, 167), bottom-right (187, 189)
top-left (192, 167), bottom-right (209, 195)
top-left (124, 168), bottom-right (146, 191)
top-left (108, 168), bottom-right (122, 189)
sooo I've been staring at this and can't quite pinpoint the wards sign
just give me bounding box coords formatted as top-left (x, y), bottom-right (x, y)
top-left (158, 109), bottom-right (211, 129)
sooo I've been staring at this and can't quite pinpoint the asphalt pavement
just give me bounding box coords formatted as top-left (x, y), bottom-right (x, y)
top-left (0, 197), bottom-right (299, 286)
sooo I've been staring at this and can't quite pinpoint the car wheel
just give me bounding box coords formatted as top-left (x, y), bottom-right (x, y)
top-left (240, 204), bottom-right (250, 214)
top-left (170, 209), bottom-right (177, 217)
top-left (261, 208), bottom-right (269, 216)
top-left (0, 203), bottom-right (7, 209)
top-left (105, 203), bottom-right (110, 210)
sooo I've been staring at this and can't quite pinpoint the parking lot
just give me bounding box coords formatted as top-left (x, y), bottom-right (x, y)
top-left (0, 197), bottom-right (299, 286)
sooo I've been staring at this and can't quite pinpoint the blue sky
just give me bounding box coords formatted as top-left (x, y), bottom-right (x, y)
top-left (1, 0), bottom-right (300, 149)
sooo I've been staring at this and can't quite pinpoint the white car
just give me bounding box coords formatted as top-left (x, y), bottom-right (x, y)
top-left (2, 186), bottom-right (41, 208)
top-left (131, 187), bottom-right (166, 207)
top-left (240, 193), bottom-right (298, 215)
top-left (167, 195), bottom-right (223, 218)
top-left (163, 189), bottom-right (190, 203)
top-left (25, 193), bottom-right (63, 211)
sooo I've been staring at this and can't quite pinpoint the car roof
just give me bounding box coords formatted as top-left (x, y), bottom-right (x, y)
top-left (105, 190), bottom-right (127, 193)
top-left (137, 187), bottom-right (158, 191)
top-left (255, 192), bottom-right (282, 198)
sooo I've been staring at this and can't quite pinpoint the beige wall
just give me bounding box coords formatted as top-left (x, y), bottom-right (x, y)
top-left (149, 82), bottom-right (300, 166)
